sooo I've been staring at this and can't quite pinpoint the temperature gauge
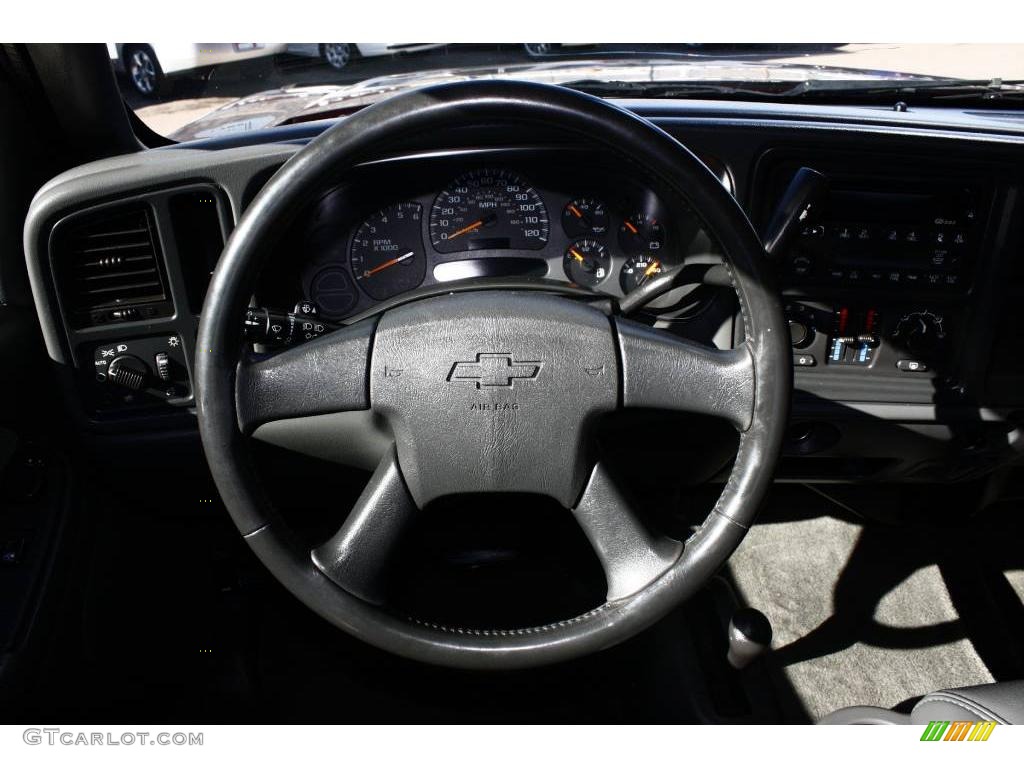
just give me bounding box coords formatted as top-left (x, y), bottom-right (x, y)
top-left (620, 255), bottom-right (665, 293)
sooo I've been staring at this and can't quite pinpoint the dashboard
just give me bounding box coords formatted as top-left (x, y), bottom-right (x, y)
top-left (21, 98), bottom-right (1024, 485)
top-left (254, 153), bottom-right (726, 326)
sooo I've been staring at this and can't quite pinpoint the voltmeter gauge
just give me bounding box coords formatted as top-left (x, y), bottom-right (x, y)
top-left (618, 213), bottom-right (665, 256)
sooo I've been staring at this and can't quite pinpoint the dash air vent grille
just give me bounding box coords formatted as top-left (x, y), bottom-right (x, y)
top-left (54, 205), bottom-right (173, 327)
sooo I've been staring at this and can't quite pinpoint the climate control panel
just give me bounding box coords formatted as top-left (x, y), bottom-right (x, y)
top-left (785, 301), bottom-right (953, 376)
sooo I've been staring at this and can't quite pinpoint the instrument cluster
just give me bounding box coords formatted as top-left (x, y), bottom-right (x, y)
top-left (261, 158), bottom-right (718, 323)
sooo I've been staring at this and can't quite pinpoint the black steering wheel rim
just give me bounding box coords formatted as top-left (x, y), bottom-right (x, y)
top-left (195, 80), bottom-right (790, 669)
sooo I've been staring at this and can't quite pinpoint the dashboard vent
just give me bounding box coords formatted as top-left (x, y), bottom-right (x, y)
top-left (54, 205), bottom-right (173, 328)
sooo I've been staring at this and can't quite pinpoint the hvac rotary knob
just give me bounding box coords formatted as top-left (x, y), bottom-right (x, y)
top-left (892, 310), bottom-right (945, 357)
top-left (107, 355), bottom-right (148, 391)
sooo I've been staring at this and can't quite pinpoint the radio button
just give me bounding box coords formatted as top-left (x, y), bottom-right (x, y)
top-left (790, 255), bottom-right (813, 277)
top-left (897, 359), bottom-right (929, 373)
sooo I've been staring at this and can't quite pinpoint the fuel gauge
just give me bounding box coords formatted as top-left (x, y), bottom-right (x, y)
top-left (563, 240), bottom-right (610, 287)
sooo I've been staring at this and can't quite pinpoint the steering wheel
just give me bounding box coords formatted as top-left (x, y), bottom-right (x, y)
top-left (196, 81), bottom-right (790, 669)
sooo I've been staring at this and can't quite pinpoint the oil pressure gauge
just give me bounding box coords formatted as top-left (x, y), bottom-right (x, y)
top-left (562, 198), bottom-right (609, 238)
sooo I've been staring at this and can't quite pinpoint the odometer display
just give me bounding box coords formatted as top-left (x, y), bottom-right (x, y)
top-left (429, 169), bottom-right (549, 253)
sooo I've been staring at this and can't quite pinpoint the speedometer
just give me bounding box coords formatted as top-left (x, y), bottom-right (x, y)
top-left (429, 169), bottom-right (549, 253)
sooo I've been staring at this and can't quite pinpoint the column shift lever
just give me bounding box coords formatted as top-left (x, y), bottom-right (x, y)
top-left (761, 167), bottom-right (829, 260)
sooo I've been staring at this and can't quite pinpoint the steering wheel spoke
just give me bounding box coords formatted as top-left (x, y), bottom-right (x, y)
top-left (234, 319), bottom-right (375, 435)
top-left (573, 463), bottom-right (682, 601)
top-left (615, 317), bottom-right (755, 431)
top-left (311, 448), bottom-right (418, 605)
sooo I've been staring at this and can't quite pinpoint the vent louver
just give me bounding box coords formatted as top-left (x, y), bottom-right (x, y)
top-left (55, 205), bottom-right (173, 327)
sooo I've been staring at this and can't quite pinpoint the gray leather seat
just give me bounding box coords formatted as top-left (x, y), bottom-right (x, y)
top-left (820, 681), bottom-right (1024, 725)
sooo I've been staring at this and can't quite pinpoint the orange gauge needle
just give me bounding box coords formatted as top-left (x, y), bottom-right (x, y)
top-left (363, 251), bottom-right (413, 278)
top-left (445, 212), bottom-right (497, 241)
top-left (624, 220), bottom-right (639, 235)
top-left (568, 204), bottom-right (584, 219)
top-left (446, 220), bottom-right (483, 241)
top-left (636, 259), bottom-right (661, 286)
top-left (570, 248), bottom-right (586, 263)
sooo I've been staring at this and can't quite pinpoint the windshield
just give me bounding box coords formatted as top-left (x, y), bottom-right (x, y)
top-left (113, 44), bottom-right (1024, 142)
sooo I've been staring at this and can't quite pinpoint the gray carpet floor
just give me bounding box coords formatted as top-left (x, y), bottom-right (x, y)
top-left (726, 510), bottom-right (996, 721)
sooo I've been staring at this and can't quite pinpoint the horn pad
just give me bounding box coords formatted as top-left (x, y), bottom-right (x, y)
top-left (370, 292), bottom-right (619, 507)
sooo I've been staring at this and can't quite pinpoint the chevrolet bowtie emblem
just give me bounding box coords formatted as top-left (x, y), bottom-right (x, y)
top-left (447, 353), bottom-right (543, 389)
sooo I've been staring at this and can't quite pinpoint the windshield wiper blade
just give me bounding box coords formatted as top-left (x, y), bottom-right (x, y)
top-left (792, 77), bottom-right (1024, 100)
top-left (562, 79), bottom-right (803, 99)
top-left (563, 77), bottom-right (1024, 103)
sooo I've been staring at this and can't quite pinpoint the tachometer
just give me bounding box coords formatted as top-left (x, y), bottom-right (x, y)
top-left (429, 169), bottom-right (549, 253)
top-left (350, 202), bottom-right (426, 301)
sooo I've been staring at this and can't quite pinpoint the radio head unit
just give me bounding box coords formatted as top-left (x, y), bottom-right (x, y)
top-left (754, 149), bottom-right (995, 295)
top-left (786, 179), bottom-right (986, 291)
